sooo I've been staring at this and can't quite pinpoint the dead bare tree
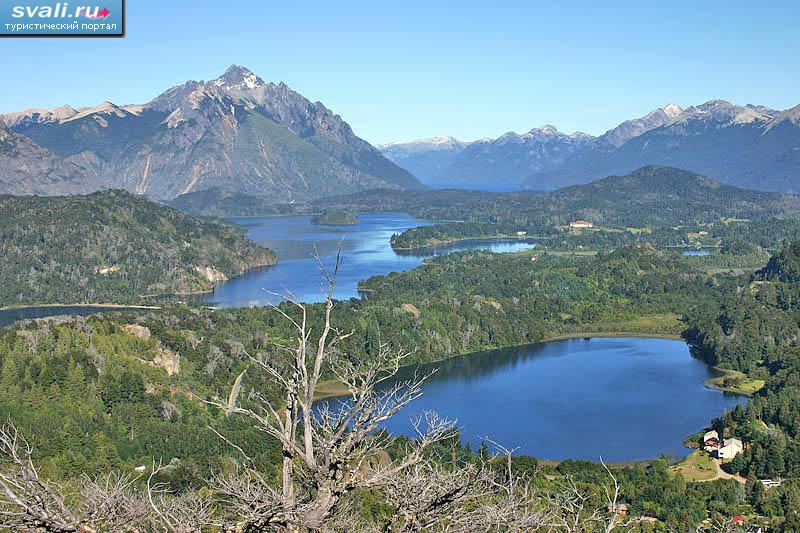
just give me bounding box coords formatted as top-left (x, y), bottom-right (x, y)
top-left (210, 253), bottom-right (625, 532)
top-left (0, 422), bottom-right (214, 532)
top-left (0, 421), bottom-right (84, 531)
top-left (210, 252), bottom-right (459, 530)
top-left (0, 251), bottom-right (629, 532)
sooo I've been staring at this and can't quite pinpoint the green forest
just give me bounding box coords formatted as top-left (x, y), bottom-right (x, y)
top-left (4, 168), bottom-right (800, 529)
top-left (0, 190), bottom-right (276, 306)
top-left (3, 239), bottom-right (800, 529)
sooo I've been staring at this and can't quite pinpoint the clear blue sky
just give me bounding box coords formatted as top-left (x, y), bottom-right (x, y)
top-left (2, 0), bottom-right (798, 144)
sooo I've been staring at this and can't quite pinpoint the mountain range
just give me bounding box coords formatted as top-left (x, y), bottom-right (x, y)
top-left (0, 66), bottom-right (423, 201)
top-left (378, 137), bottom-right (472, 183)
top-left (381, 101), bottom-right (800, 193)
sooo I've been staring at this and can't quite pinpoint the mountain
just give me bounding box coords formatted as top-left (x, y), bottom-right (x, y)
top-left (379, 136), bottom-right (470, 183)
top-left (0, 190), bottom-right (276, 305)
top-left (1, 66), bottom-right (423, 201)
top-left (0, 119), bottom-right (96, 195)
top-left (546, 165), bottom-right (800, 226)
top-left (1, 104), bottom-right (80, 128)
top-left (422, 105), bottom-right (686, 190)
top-left (387, 100), bottom-right (799, 194)
top-left (526, 100), bottom-right (800, 192)
top-left (430, 125), bottom-right (596, 188)
top-left (599, 104), bottom-right (683, 147)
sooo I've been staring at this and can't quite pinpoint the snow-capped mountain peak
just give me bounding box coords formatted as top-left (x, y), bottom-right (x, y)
top-left (215, 65), bottom-right (265, 90)
top-left (661, 103), bottom-right (683, 118)
top-left (668, 99), bottom-right (776, 127)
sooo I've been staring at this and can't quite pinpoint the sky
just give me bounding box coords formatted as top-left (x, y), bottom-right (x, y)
top-left (2, 0), bottom-right (799, 145)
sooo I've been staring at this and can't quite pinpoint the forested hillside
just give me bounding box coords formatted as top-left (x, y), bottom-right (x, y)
top-left (0, 191), bottom-right (276, 305)
top-left (4, 242), bottom-right (800, 528)
top-left (3, 244), bottom-right (800, 528)
top-left (684, 242), bottom-right (800, 499)
top-left (315, 166), bottom-right (800, 228)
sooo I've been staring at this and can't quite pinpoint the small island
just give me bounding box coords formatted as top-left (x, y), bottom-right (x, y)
top-left (311, 210), bottom-right (358, 225)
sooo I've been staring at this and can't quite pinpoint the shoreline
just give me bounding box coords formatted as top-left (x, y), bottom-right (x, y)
top-left (391, 234), bottom-right (536, 251)
top-left (314, 330), bottom-right (742, 468)
top-left (704, 367), bottom-right (765, 396)
top-left (314, 330), bottom-right (685, 400)
top-left (0, 303), bottom-right (163, 311)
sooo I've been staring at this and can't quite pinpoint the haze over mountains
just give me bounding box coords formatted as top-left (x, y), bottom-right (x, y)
top-left (0, 66), bottom-right (422, 201)
top-left (381, 101), bottom-right (800, 193)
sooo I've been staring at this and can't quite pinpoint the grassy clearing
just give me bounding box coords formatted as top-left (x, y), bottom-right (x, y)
top-left (706, 368), bottom-right (765, 396)
top-left (548, 314), bottom-right (684, 339)
top-left (672, 450), bottom-right (717, 482)
top-left (545, 330), bottom-right (682, 342)
top-left (313, 379), bottom-right (351, 400)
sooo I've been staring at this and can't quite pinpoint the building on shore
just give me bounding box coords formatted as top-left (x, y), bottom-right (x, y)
top-left (718, 438), bottom-right (743, 460)
top-left (703, 430), bottom-right (721, 451)
top-left (569, 220), bottom-right (594, 228)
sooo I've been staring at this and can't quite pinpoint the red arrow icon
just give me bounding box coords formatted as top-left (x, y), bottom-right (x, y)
top-left (86, 7), bottom-right (110, 19)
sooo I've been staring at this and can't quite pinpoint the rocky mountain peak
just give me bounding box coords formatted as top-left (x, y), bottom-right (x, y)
top-left (533, 124), bottom-right (560, 135)
top-left (600, 104), bottom-right (685, 147)
top-left (214, 65), bottom-right (265, 90)
top-left (1, 104), bottom-right (80, 128)
top-left (661, 103), bottom-right (683, 118)
top-left (764, 104), bottom-right (800, 132)
top-left (669, 99), bottom-right (775, 127)
top-left (63, 101), bottom-right (129, 123)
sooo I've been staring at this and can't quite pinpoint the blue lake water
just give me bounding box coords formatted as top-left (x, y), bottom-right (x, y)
top-left (682, 249), bottom-right (713, 256)
top-left (319, 337), bottom-right (745, 462)
top-left (201, 213), bottom-right (536, 307)
top-left (0, 305), bottom-right (149, 327)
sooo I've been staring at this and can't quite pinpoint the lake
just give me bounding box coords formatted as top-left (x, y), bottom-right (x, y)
top-left (0, 305), bottom-right (156, 327)
top-left (1, 213), bottom-right (534, 325)
top-left (682, 249), bottom-right (713, 256)
top-left (201, 213), bottom-right (536, 307)
top-left (320, 337), bottom-right (746, 462)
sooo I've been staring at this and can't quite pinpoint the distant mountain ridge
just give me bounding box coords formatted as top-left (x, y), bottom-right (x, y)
top-left (1, 66), bottom-right (423, 201)
top-left (382, 100), bottom-right (800, 194)
top-left (0, 119), bottom-right (96, 195)
top-left (378, 137), bottom-right (471, 182)
top-left (598, 104), bottom-right (683, 147)
top-left (526, 100), bottom-right (800, 192)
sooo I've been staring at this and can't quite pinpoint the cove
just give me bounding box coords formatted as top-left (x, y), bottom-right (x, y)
top-left (322, 337), bottom-right (746, 462)
top-left (201, 213), bottom-right (536, 307)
